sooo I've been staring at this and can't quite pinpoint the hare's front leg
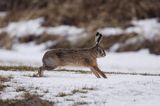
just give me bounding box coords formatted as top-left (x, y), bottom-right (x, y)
top-left (90, 67), bottom-right (101, 78)
top-left (91, 66), bottom-right (107, 78)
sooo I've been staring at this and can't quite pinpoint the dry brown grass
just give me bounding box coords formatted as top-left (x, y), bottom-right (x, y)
top-left (0, 65), bottom-right (38, 71)
top-left (0, 0), bottom-right (160, 29)
top-left (56, 87), bottom-right (93, 97)
top-left (0, 76), bottom-right (12, 91)
top-left (72, 101), bottom-right (88, 106)
top-left (0, 76), bottom-right (11, 82)
top-left (71, 89), bottom-right (88, 94)
top-left (56, 92), bottom-right (71, 97)
top-left (0, 32), bottom-right (13, 49)
top-left (0, 65), bottom-right (160, 76)
top-left (0, 92), bottom-right (54, 106)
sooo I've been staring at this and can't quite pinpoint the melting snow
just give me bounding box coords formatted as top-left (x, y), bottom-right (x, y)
top-left (2, 18), bottom-right (44, 37)
top-left (0, 17), bottom-right (85, 38)
top-left (99, 18), bottom-right (160, 40)
top-left (0, 71), bottom-right (160, 106)
top-left (98, 27), bottom-right (123, 36)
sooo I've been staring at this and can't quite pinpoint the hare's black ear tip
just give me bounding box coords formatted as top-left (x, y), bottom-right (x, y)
top-left (96, 32), bottom-right (102, 35)
top-left (96, 32), bottom-right (100, 36)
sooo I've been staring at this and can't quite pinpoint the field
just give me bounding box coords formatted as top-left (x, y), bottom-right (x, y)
top-left (0, 70), bottom-right (160, 106)
top-left (0, 43), bottom-right (160, 106)
top-left (0, 1), bottom-right (160, 105)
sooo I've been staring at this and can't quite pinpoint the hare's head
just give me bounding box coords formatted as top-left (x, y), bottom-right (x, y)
top-left (94, 32), bottom-right (106, 58)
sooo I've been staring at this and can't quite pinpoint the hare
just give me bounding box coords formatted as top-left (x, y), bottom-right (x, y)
top-left (37, 32), bottom-right (107, 78)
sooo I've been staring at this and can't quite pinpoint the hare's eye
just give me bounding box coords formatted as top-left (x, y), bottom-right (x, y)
top-left (97, 47), bottom-right (100, 52)
top-left (97, 47), bottom-right (105, 56)
top-left (97, 47), bottom-right (102, 54)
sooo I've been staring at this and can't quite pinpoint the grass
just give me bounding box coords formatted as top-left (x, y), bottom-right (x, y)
top-left (65, 98), bottom-right (74, 101)
top-left (82, 87), bottom-right (95, 90)
top-left (16, 87), bottom-right (26, 92)
top-left (0, 99), bottom-right (18, 106)
top-left (0, 65), bottom-right (38, 71)
top-left (0, 84), bottom-right (7, 91)
top-left (0, 76), bottom-right (12, 82)
top-left (72, 101), bottom-right (88, 106)
top-left (0, 75), bottom-right (12, 91)
top-left (56, 87), bottom-right (92, 97)
top-left (0, 65), bottom-right (160, 77)
top-left (2, 0), bottom-right (160, 28)
top-left (0, 92), bottom-right (54, 106)
top-left (56, 92), bottom-right (72, 97)
top-left (72, 89), bottom-right (88, 94)
top-left (54, 69), bottom-right (90, 74)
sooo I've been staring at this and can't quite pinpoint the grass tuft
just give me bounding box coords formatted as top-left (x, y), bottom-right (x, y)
top-left (1, 65), bottom-right (160, 77)
top-left (56, 92), bottom-right (71, 97)
top-left (0, 84), bottom-right (7, 91)
top-left (73, 101), bottom-right (88, 106)
top-left (16, 87), bottom-right (26, 92)
top-left (0, 65), bottom-right (38, 71)
top-left (72, 89), bottom-right (88, 94)
top-left (82, 87), bottom-right (95, 90)
top-left (0, 92), bottom-right (54, 106)
top-left (0, 75), bottom-right (12, 91)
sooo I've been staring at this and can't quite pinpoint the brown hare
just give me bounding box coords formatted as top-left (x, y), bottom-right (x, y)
top-left (37, 32), bottom-right (107, 78)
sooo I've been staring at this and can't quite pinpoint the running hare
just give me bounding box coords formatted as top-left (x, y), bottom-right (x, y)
top-left (37, 32), bottom-right (107, 78)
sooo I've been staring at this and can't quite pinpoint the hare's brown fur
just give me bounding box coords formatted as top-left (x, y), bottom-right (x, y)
top-left (38, 32), bottom-right (107, 78)
top-left (43, 48), bottom-right (97, 67)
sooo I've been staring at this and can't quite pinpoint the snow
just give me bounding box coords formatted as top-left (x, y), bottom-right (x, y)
top-left (0, 17), bottom-right (159, 40)
top-left (126, 18), bottom-right (160, 39)
top-left (0, 17), bottom-right (86, 45)
top-left (0, 71), bottom-right (160, 106)
top-left (45, 25), bottom-right (84, 36)
top-left (0, 43), bottom-right (44, 66)
top-left (98, 49), bottom-right (160, 74)
top-left (109, 43), bottom-right (121, 52)
top-left (0, 17), bottom-right (85, 39)
top-left (98, 27), bottom-right (123, 36)
top-left (1, 42), bottom-right (159, 105)
top-left (45, 25), bottom-right (86, 43)
top-left (0, 12), bottom-right (7, 17)
top-left (99, 18), bottom-right (160, 40)
top-left (1, 18), bottom-right (45, 37)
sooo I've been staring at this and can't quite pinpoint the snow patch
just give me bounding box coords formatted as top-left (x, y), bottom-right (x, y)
top-left (98, 27), bottom-right (123, 36)
top-left (98, 49), bottom-right (160, 74)
top-left (0, 12), bottom-right (7, 17)
top-left (0, 17), bottom-right (85, 39)
top-left (45, 25), bottom-right (84, 36)
top-left (2, 18), bottom-right (44, 37)
top-left (99, 18), bottom-right (160, 40)
top-left (127, 18), bottom-right (160, 39)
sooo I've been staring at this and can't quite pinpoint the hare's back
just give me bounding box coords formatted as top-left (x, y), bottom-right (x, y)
top-left (43, 49), bottom-right (95, 66)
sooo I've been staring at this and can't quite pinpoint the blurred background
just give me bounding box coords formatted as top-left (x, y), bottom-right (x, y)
top-left (0, 0), bottom-right (160, 70)
top-left (0, 1), bottom-right (160, 105)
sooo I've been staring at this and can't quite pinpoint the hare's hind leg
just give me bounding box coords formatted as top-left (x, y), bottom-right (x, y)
top-left (38, 66), bottom-right (45, 77)
top-left (38, 66), bottom-right (56, 77)
top-left (91, 66), bottom-right (107, 78)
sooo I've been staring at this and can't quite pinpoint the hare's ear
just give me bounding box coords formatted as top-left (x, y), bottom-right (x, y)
top-left (95, 32), bottom-right (102, 45)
